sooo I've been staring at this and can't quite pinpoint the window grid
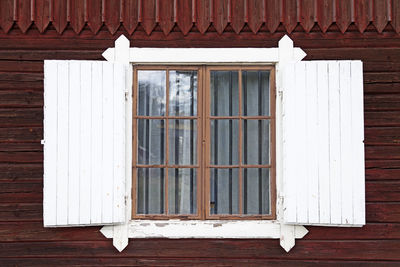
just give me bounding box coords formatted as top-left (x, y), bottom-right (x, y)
top-left (204, 66), bottom-right (276, 220)
top-left (132, 66), bottom-right (203, 219)
top-left (132, 65), bottom-right (276, 220)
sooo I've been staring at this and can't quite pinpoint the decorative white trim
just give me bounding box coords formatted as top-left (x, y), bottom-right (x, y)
top-left (101, 34), bottom-right (309, 253)
top-left (102, 35), bottom-right (132, 252)
top-left (103, 47), bottom-right (306, 65)
top-left (101, 220), bottom-right (308, 240)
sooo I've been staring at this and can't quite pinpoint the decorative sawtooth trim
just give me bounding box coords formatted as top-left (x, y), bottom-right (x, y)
top-left (0, 0), bottom-right (396, 35)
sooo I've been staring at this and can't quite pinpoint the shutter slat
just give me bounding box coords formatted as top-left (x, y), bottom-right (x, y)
top-left (44, 60), bottom-right (126, 227)
top-left (316, 61), bottom-right (330, 224)
top-left (43, 61), bottom-right (58, 226)
top-left (56, 62), bottom-right (69, 225)
top-left (113, 63), bottom-right (126, 223)
top-left (282, 62), bottom-right (296, 223)
top-left (351, 61), bottom-right (366, 225)
top-left (79, 61), bottom-right (92, 224)
top-left (327, 61), bottom-right (342, 225)
top-left (295, 62), bottom-right (308, 223)
top-left (305, 62), bottom-right (319, 224)
top-left (68, 61), bottom-right (81, 225)
top-left (283, 60), bottom-right (365, 227)
top-left (339, 61), bottom-right (353, 225)
top-left (102, 62), bottom-right (115, 224)
top-left (90, 62), bottom-right (103, 224)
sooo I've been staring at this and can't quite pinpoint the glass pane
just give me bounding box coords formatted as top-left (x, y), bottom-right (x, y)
top-left (169, 119), bottom-right (197, 165)
top-left (210, 71), bottom-right (239, 116)
top-left (169, 71), bottom-right (198, 116)
top-left (137, 168), bottom-right (165, 214)
top-left (242, 120), bottom-right (270, 165)
top-left (168, 168), bottom-right (197, 214)
top-left (242, 168), bottom-right (270, 215)
top-left (242, 71), bottom-right (270, 116)
top-left (137, 119), bottom-right (165, 165)
top-left (211, 120), bottom-right (239, 165)
top-left (210, 168), bottom-right (239, 215)
top-left (138, 70), bottom-right (166, 116)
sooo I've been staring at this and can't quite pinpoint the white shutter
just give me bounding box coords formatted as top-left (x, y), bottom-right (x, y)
top-left (43, 60), bottom-right (126, 227)
top-left (282, 60), bottom-right (365, 226)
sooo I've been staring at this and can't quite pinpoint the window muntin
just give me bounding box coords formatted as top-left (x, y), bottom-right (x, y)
top-left (132, 66), bottom-right (275, 220)
top-left (205, 67), bottom-right (275, 220)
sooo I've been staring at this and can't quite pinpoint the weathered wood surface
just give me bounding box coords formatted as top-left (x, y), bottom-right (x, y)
top-left (0, 0), bottom-right (394, 35)
top-left (0, 25), bottom-right (399, 264)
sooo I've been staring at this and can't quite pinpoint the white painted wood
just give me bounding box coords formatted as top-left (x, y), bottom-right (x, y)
top-left (56, 61), bottom-right (69, 225)
top-left (282, 62), bottom-right (297, 223)
top-left (110, 34), bottom-right (131, 253)
top-left (43, 60), bottom-right (126, 227)
top-left (91, 62), bottom-right (103, 224)
top-left (328, 61), bottom-right (342, 225)
top-left (113, 63), bottom-right (126, 223)
top-left (108, 47), bottom-right (305, 65)
top-left (79, 61), bottom-right (92, 224)
top-left (102, 62), bottom-right (115, 224)
top-left (282, 60), bottom-right (365, 227)
top-left (295, 62), bottom-right (308, 224)
top-left (115, 35), bottom-right (130, 64)
top-left (102, 48), bottom-right (115, 62)
top-left (68, 61), bottom-right (81, 225)
top-left (316, 62), bottom-right (330, 224)
top-left (339, 61), bottom-right (353, 225)
top-left (305, 61), bottom-right (319, 224)
top-left (102, 221), bottom-right (308, 239)
top-left (351, 61), bottom-right (366, 225)
top-left (280, 224), bottom-right (295, 252)
top-left (43, 61), bottom-right (58, 226)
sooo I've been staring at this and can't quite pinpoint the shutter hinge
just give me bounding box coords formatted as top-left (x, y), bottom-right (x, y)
top-left (40, 139), bottom-right (45, 145)
top-left (125, 92), bottom-right (129, 101)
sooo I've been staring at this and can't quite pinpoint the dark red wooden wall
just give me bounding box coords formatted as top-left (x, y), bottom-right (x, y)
top-left (0, 0), bottom-right (400, 266)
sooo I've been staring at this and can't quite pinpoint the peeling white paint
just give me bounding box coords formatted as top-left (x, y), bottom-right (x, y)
top-left (101, 220), bottom-right (308, 240)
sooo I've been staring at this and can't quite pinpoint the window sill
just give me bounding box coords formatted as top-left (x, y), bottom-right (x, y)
top-left (100, 220), bottom-right (308, 239)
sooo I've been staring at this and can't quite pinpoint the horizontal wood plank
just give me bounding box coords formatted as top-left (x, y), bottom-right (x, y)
top-left (0, 127), bottom-right (42, 142)
top-left (0, 258), bottom-right (398, 266)
top-left (0, 108), bottom-right (43, 127)
top-left (0, 240), bottom-right (399, 260)
top-left (0, 163), bottom-right (42, 181)
top-left (0, 90), bottom-right (42, 108)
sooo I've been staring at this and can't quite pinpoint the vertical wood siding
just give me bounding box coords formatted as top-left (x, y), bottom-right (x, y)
top-left (283, 60), bottom-right (365, 226)
top-left (43, 60), bottom-right (126, 226)
top-left (0, 0), bottom-right (399, 35)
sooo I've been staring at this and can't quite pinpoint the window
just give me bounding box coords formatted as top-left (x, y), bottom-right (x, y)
top-left (43, 35), bottom-right (366, 252)
top-left (132, 66), bottom-right (276, 220)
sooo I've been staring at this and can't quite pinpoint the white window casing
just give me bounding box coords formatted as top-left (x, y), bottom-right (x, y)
top-left (43, 35), bottom-right (365, 253)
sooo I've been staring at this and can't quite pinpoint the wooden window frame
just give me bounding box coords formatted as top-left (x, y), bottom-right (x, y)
top-left (132, 65), bottom-right (276, 220)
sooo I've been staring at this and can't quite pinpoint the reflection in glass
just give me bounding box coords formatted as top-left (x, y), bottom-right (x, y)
top-left (210, 168), bottom-right (239, 215)
top-left (168, 168), bottom-right (197, 214)
top-left (210, 71), bottom-right (239, 116)
top-left (211, 120), bottom-right (239, 165)
top-left (242, 120), bottom-right (270, 165)
top-left (138, 70), bottom-right (166, 116)
top-left (242, 71), bottom-right (270, 116)
top-left (169, 71), bottom-right (197, 116)
top-left (242, 168), bottom-right (270, 215)
top-left (169, 120), bottom-right (197, 165)
top-left (137, 119), bottom-right (165, 165)
top-left (137, 168), bottom-right (164, 214)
